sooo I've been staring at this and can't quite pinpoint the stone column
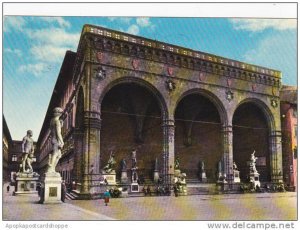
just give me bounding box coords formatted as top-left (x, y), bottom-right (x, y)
top-left (162, 119), bottom-right (175, 187)
top-left (81, 112), bottom-right (101, 196)
top-left (222, 125), bottom-right (234, 184)
top-left (269, 130), bottom-right (283, 183)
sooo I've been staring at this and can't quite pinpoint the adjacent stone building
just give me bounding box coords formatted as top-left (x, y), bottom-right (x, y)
top-left (280, 85), bottom-right (297, 191)
top-left (3, 116), bottom-right (13, 182)
top-left (37, 24), bottom-right (284, 198)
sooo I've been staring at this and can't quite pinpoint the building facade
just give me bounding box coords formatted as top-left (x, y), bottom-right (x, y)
top-left (280, 85), bottom-right (297, 191)
top-left (3, 116), bottom-right (13, 182)
top-left (37, 25), bottom-right (283, 197)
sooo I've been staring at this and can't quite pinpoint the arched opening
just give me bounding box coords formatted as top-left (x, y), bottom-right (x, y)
top-left (100, 83), bottom-right (164, 181)
top-left (174, 94), bottom-right (222, 181)
top-left (233, 102), bottom-right (271, 182)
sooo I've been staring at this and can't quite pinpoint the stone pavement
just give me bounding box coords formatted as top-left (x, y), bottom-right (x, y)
top-left (2, 183), bottom-right (114, 221)
top-left (3, 183), bottom-right (297, 221)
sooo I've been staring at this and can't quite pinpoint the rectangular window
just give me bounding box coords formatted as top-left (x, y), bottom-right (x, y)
top-left (12, 155), bottom-right (17, 162)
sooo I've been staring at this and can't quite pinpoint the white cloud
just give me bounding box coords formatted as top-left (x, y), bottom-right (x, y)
top-left (4, 48), bottom-right (22, 57)
top-left (26, 28), bottom-right (80, 47)
top-left (18, 63), bottom-right (49, 77)
top-left (3, 16), bottom-right (26, 32)
top-left (243, 32), bottom-right (296, 85)
top-left (136, 17), bottom-right (151, 27)
top-left (127, 24), bottom-right (139, 35)
top-left (40, 17), bottom-right (71, 28)
top-left (30, 45), bottom-right (71, 63)
top-left (230, 19), bottom-right (297, 32)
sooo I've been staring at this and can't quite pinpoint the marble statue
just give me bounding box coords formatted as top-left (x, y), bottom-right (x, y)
top-left (250, 150), bottom-right (258, 173)
top-left (233, 161), bottom-right (238, 170)
top-left (132, 149), bottom-right (137, 169)
top-left (121, 158), bottom-right (127, 171)
top-left (103, 151), bottom-right (116, 173)
top-left (21, 130), bottom-right (34, 173)
top-left (174, 157), bottom-right (180, 170)
top-left (46, 107), bottom-right (64, 173)
top-left (200, 161), bottom-right (205, 172)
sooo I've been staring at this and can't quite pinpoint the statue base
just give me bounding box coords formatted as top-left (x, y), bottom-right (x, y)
top-left (131, 183), bottom-right (139, 192)
top-left (40, 172), bottom-right (62, 204)
top-left (103, 173), bottom-right (116, 185)
top-left (200, 172), bottom-right (207, 183)
top-left (15, 172), bottom-right (39, 195)
top-left (233, 170), bottom-right (241, 183)
top-left (249, 171), bottom-right (260, 188)
top-left (121, 171), bottom-right (128, 183)
top-left (153, 170), bottom-right (159, 183)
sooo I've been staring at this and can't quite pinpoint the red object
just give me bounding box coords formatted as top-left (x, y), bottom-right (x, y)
top-left (132, 59), bottom-right (139, 70)
top-left (96, 52), bottom-right (103, 62)
top-left (104, 197), bottom-right (110, 203)
top-left (167, 67), bottom-right (173, 76)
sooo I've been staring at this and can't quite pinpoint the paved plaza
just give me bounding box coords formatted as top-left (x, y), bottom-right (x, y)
top-left (2, 183), bottom-right (297, 221)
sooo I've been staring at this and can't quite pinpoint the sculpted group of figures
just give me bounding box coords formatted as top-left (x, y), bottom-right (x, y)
top-left (102, 149), bottom-right (137, 174)
top-left (19, 107), bottom-right (64, 175)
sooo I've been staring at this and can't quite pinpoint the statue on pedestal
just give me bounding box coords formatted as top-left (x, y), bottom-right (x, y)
top-left (46, 107), bottom-right (64, 174)
top-left (102, 151), bottom-right (116, 174)
top-left (250, 151), bottom-right (258, 173)
top-left (174, 157), bottom-right (180, 170)
top-left (132, 149), bottom-right (137, 169)
top-left (121, 158), bottom-right (127, 171)
top-left (21, 130), bottom-right (35, 173)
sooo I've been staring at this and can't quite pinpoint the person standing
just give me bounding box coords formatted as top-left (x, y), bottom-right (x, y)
top-left (103, 190), bottom-right (111, 206)
top-left (7, 185), bottom-right (10, 193)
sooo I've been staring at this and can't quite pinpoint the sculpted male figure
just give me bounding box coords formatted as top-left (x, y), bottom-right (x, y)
top-left (47, 107), bottom-right (64, 173)
top-left (21, 130), bottom-right (34, 173)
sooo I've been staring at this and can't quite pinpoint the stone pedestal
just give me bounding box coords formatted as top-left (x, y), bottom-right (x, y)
top-left (153, 170), bottom-right (159, 183)
top-left (121, 171), bottom-right (128, 183)
top-left (41, 172), bottom-right (62, 204)
top-left (15, 172), bottom-right (39, 195)
top-left (103, 173), bottom-right (116, 185)
top-left (200, 171), bottom-right (207, 183)
top-left (249, 172), bottom-right (260, 188)
top-left (233, 170), bottom-right (241, 183)
top-left (131, 182), bottom-right (139, 192)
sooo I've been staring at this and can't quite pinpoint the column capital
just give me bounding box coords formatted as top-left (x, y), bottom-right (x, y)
top-left (162, 119), bottom-right (175, 127)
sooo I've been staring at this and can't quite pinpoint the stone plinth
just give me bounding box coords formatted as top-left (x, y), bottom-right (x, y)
top-left (233, 170), bottom-right (241, 183)
top-left (103, 173), bottom-right (116, 185)
top-left (131, 182), bottom-right (139, 192)
top-left (41, 172), bottom-right (62, 204)
top-left (15, 172), bottom-right (39, 195)
top-left (249, 172), bottom-right (260, 188)
top-left (121, 171), bottom-right (128, 183)
top-left (200, 172), bottom-right (207, 183)
top-left (153, 170), bottom-right (159, 183)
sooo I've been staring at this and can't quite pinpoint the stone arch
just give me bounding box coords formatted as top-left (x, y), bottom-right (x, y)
top-left (174, 88), bottom-right (228, 125)
top-left (99, 77), bottom-right (169, 120)
top-left (233, 98), bottom-right (275, 131)
top-left (173, 88), bottom-right (226, 181)
top-left (232, 98), bottom-right (275, 182)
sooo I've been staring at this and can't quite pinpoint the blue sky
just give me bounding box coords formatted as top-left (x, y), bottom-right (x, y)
top-left (3, 16), bottom-right (297, 140)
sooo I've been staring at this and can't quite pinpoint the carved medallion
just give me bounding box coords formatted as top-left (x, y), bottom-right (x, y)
top-left (96, 52), bottom-right (103, 62)
top-left (226, 90), bottom-right (234, 101)
top-left (227, 78), bottom-right (232, 87)
top-left (199, 72), bottom-right (206, 81)
top-left (252, 84), bottom-right (257, 91)
top-left (271, 98), bottom-right (278, 108)
top-left (132, 59), bottom-right (139, 70)
top-left (165, 79), bottom-right (176, 91)
top-left (167, 66), bottom-right (173, 76)
top-left (95, 66), bottom-right (106, 80)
